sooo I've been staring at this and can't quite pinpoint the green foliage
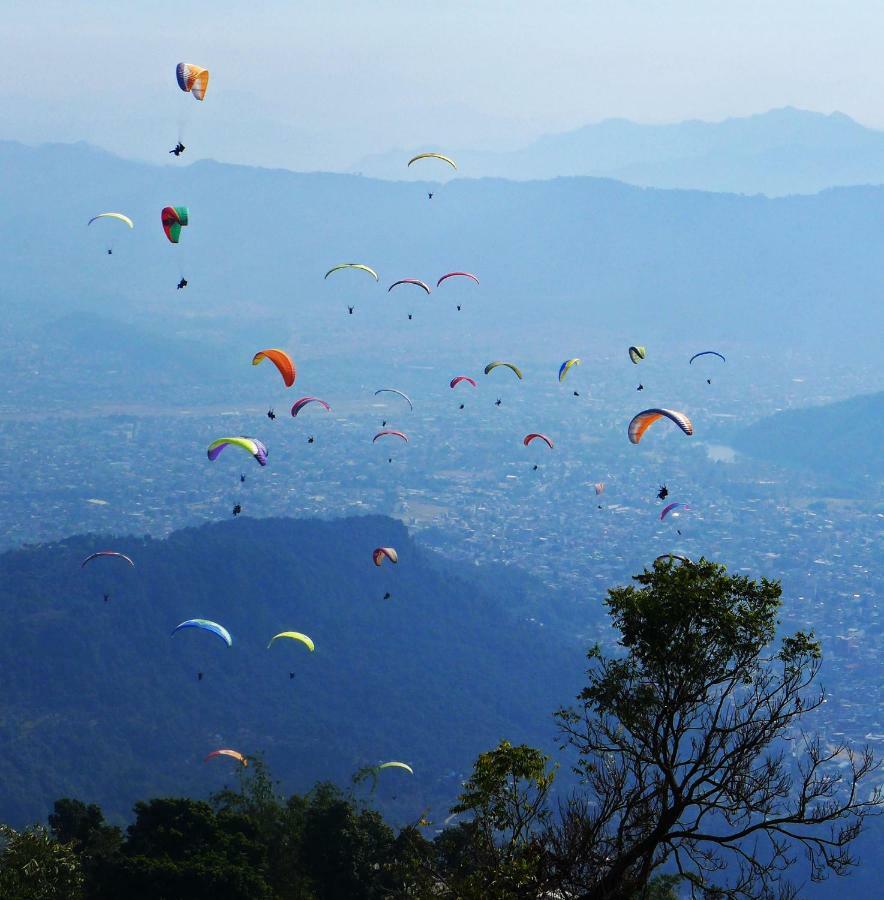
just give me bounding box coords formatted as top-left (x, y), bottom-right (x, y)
top-left (0, 823), bottom-right (84, 900)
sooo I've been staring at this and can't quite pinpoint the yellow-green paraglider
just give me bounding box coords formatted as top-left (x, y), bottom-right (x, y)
top-left (267, 632), bottom-right (315, 652)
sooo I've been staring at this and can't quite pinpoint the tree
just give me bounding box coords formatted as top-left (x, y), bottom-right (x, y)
top-left (550, 559), bottom-right (881, 899)
top-left (0, 822), bottom-right (84, 899)
top-left (435, 740), bottom-right (557, 898)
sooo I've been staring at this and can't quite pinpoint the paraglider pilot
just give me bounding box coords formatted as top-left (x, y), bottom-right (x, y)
top-left (169, 142), bottom-right (186, 157)
top-left (177, 278), bottom-right (188, 290)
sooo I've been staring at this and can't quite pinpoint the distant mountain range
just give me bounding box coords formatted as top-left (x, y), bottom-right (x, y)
top-left (1, 137), bottom-right (883, 370)
top-left (0, 515), bottom-right (583, 827)
top-left (353, 108), bottom-right (884, 197)
top-left (733, 392), bottom-right (884, 492)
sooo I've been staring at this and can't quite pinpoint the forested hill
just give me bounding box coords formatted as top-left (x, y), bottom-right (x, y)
top-left (732, 392), bottom-right (884, 493)
top-left (0, 515), bottom-right (584, 827)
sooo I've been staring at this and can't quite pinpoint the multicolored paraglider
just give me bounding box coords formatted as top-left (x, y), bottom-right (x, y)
top-left (207, 437), bottom-right (268, 466)
top-left (291, 397), bottom-right (331, 417)
top-left (407, 153), bottom-right (457, 170)
top-left (627, 409), bottom-right (693, 444)
top-left (267, 632), bottom-right (315, 652)
top-left (204, 749), bottom-right (247, 767)
top-left (523, 433), bottom-right (554, 449)
top-left (171, 619), bottom-right (232, 647)
top-left (176, 63), bottom-right (209, 101)
top-left (558, 358), bottom-right (581, 382)
top-left (628, 346), bottom-right (647, 364)
top-left (80, 551), bottom-right (134, 568)
top-left (161, 206), bottom-right (189, 243)
top-left (252, 350), bottom-right (296, 387)
top-left (484, 361), bottom-right (523, 380)
top-left (372, 547), bottom-right (398, 567)
top-left (324, 263), bottom-right (379, 281)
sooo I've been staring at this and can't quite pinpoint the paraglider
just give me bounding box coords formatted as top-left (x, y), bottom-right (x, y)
top-left (204, 749), bottom-right (247, 767)
top-left (558, 358), bottom-right (581, 382)
top-left (324, 263), bottom-right (379, 282)
top-left (637, 384), bottom-right (644, 391)
top-left (484, 361), bottom-right (523, 380)
top-left (629, 346), bottom-right (647, 364)
top-left (689, 351), bottom-right (726, 365)
top-left (407, 153), bottom-right (457, 170)
top-left (176, 278), bottom-right (188, 290)
top-left (87, 212), bottom-right (134, 229)
top-left (291, 397), bottom-right (331, 417)
top-left (207, 437), bottom-right (268, 466)
top-left (388, 279), bottom-right (431, 295)
top-left (176, 63), bottom-right (209, 101)
top-left (372, 547), bottom-right (398, 567)
top-left (594, 483), bottom-right (605, 495)
top-left (655, 553), bottom-right (692, 565)
top-left (267, 632), bottom-right (315, 653)
top-left (376, 761), bottom-right (414, 776)
top-left (657, 484), bottom-right (669, 501)
top-left (81, 551), bottom-right (134, 568)
top-left (169, 142), bottom-right (186, 157)
top-left (171, 619), bottom-right (232, 647)
top-left (627, 409), bottom-right (693, 444)
top-left (450, 376), bottom-right (477, 389)
top-left (348, 306), bottom-right (354, 315)
top-left (437, 272), bottom-right (479, 288)
top-left (161, 206), bottom-right (189, 243)
top-left (266, 409), bottom-right (276, 421)
top-left (373, 430), bottom-right (408, 444)
top-left (523, 433), bottom-right (554, 449)
top-left (232, 504), bottom-right (241, 516)
top-left (252, 349), bottom-right (296, 387)
top-left (374, 389), bottom-right (413, 411)
top-left (661, 502), bottom-right (689, 521)
top-left (495, 398), bottom-right (502, 406)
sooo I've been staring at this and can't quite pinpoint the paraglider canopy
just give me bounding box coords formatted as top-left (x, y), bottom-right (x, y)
top-left (558, 358), bottom-right (581, 382)
top-left (324, 263), bottom-right (379, 281)
top-left (268, 632), bottom-right (315, 652)
top-left (407, 153), bottom-right (457, 170)
top-left (291, 397), bottom-right (331, 417)
top-left (204, 749), bottom-right (247, 766)
top-left (628, 346), bottom-right (647, 364)
top-left (207, 437), bottom-right (268, 466)
top-left (523, 433), bottom-right (554, 449)
top-left (81, 550), bottom-right (135, 568)
top-left (388, 279), bottom-right (431, 294)
top-left (374, 389), bottom-right (413, 411)
top-left (161, 206), bottom-right (189, 243)
top-left (450, 376), bottom-right (477, 389)
top-left (372, 547), bottom-right (399, 567)
top-left (627, 409), bottom-right (693, 444)
top-left (437, 272), bottom-right (479, 287)
top-left (176, 63), bottom-right (209, 101)
top-left (252, 349), bottom-right (296, 387)
top-left (373, 430), bottom-right (408, 444)
top-left (87, 213), bottom-right (133, 229)
top-left (484, 361), bottom-right (523, 380)
top-left (689, 351), bottom-right (726, 365)
top-left (172, 619), bottom-right (233, 647)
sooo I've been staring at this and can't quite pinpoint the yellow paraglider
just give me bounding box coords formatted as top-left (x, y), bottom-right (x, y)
top-left (267, 632), bottom-right (315, 652)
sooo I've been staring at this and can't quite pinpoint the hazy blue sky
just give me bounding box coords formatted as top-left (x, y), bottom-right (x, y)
top-left (3, 1), bottom-right (883, 170)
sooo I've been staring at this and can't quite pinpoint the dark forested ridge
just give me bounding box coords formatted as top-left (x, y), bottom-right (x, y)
top-left (732, 391), bottom-right (884, 491)
top-left (0, 515), bottom-right (582, 827)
